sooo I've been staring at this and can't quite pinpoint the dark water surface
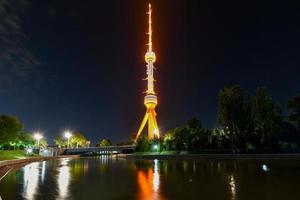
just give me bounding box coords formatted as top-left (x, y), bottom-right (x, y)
top-left (0, 157), bottom-right (300, 200)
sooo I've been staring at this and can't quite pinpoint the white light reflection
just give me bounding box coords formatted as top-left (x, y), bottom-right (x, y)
top-left (262, 164), bottom-right (269, 172)
top-left (100, 155), bottom-right (109, 164)
top-left (153, 159), bottom-right (160, 192)
top-left (137, 159), bottom-right (164, 200)
top-left (228, 174), bottom-right (237, 200)
top-left (57, 159), bottom-right (71, 199)
top-left (23, 162), bottom-right (40, 200)
top-left (41, 161), bottom-right (46, 183)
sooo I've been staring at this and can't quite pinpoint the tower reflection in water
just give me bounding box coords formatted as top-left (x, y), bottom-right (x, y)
top-left (137, 159), bottom-right (164, 200)
top-left (57, 158), bottom-right (71, 199)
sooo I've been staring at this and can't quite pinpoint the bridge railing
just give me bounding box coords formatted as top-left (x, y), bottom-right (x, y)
top-left (61, 145), bottom-right (136, 155)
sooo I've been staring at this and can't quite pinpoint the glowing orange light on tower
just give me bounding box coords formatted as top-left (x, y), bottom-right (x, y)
top-left (147, 3), bottom-right (153, 52)
top-left (136, 3), bottom-right (160, 141)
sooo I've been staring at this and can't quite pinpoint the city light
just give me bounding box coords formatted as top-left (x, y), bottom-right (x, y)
top-left (34, 132), bottom-right (43, 147)
top-left (152, 143), bottom-right (160, 152)
top-left (262, 164), bottom-right (270, 172)
top-left (64, 131), bottom-right (72, 148)
top-left (64, 131), bottom-right (72, 139)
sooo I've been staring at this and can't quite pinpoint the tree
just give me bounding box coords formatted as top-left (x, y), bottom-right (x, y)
top-left (96, 138), bottom-right (112, 147)
top-left (16, 133), bottom-right (35, 149)
top-left (70, 133), bottom-right (88, 148)
top-left (163, 129), bottom-right (176, 150)
top-left (251, 87), bottom-right (282, 149)
top-left (53, 135), bottom-right (66, 148)
top-left (38, 138), bottom-right (48, 148)
top-left (171, 118), bottom-right (211, 151)
top-left (211, 128), bottom-right (230, 150)
top-left (288, 94), bottom-right (300, 129)
top-left (0, 115), bottom-right (23, 147)
top-left (218, 86), bottom-right (250, 152)
top-left (185, 118), bottom-right (203, 150)
top-left (276, 121), bottom-right (299, 149)
top-left (135, 135), bottom-right (150, 152)
top-left (173, 127), bottom-right (187, 150)
top-left (183, 118), bottom-right (214, 150)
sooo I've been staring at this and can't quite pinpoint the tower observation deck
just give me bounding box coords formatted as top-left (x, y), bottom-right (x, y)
top-left (136, 3), bottom-right (160, 141)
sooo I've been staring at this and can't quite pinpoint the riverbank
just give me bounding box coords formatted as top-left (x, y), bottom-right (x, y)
top-left (0, 157), bottom-right (48, 181)
top-left (125, 152), bottom-right (300, 160)
top-left (0, 155), bottom-right (80, 181)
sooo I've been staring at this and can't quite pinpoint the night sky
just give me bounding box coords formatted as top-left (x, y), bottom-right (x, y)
top-left (0, 0), bottom-right (299, 144)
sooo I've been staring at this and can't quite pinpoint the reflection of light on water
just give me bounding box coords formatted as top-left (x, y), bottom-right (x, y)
top-left (137, 170), bottom-right (152, 199)
top-left (153, 159), bottom-right (159, 192)
top-left (100, 155), bottom-right (108, 164)
top-left (41, 161), bottom-right (46, 183)
top-left (99, 156), bottom-right (109, 173)
top-left (23, 162), bottom-right (40, 200)
top-left (137, 160), bottom-right (164, 200)
top-left (228, 174), bottom-right (237, 200)
top-left (57, 159), bottom-right (70, 199)
top-left (217, 162), bottom-right (221, 173)
top-left (84, 159), bottom-right (89, 174)
top-left (262, 164), bottom-right (269, 172)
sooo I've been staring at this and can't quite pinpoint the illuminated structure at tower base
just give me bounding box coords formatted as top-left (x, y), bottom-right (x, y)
top-left (136, 95), bottom-right (159, 140)
top-left (136, 4), bottom-right (160, 141)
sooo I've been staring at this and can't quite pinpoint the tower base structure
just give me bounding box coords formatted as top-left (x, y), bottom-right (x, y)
top-left (136, 95), bottom-right (160, 141)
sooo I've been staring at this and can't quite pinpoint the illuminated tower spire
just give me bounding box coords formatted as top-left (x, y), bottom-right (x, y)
top-left (136, 3), bottom-right (160, 141)
top-left (147, 3), bottom-right (153, 52)
top-left (145, 3), bottom-right (156, 95)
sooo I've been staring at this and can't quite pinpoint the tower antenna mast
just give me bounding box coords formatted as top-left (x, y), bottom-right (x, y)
top-left (148, 3), bottom-right (153, 52)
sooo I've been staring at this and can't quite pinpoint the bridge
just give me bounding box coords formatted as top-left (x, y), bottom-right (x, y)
top-left (61, 145), bottom-right (136, 156)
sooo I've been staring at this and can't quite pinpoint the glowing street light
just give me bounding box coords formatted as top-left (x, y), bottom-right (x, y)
top-left (64, 131), bottom-right (72, 148)
top-left (34, 132), bottom-right (43, 148)
top-left (152, 143), bottom-right (159, 152)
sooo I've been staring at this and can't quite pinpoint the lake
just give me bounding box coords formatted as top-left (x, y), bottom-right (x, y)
top-left (0, 156), bottom-right (300, 200)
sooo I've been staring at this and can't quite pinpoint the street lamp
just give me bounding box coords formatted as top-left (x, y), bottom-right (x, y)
top-left (64, 131), bottom-right (72, 148)
top-left (34, 132), bottom-right (43, 148)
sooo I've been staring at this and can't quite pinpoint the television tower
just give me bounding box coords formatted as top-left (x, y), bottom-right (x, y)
top-left (136, 3), bottom-right (160, 141)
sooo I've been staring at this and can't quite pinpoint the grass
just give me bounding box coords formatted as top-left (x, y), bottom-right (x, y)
top-left (0, 150), bottom-right (37, 161)
top-left (133, 151), bottom-right (179, 156)
top-left (159, 151), bottom-right (179, 155)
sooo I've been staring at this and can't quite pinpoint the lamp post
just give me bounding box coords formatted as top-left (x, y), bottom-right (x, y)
top-left (34, 132), bottom-right (43, 148)
top-left (64, 131), bottom-right (72, 148)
